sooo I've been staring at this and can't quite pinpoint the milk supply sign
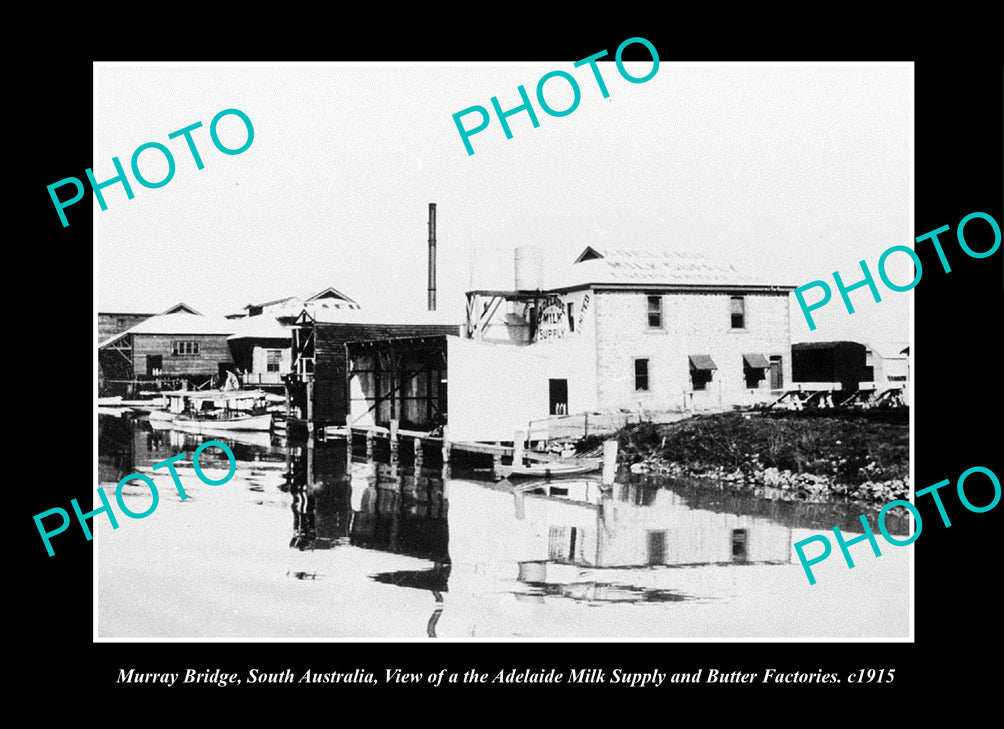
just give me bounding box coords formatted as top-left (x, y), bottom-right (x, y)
top-left (536, 299), bottom-right (568, 342)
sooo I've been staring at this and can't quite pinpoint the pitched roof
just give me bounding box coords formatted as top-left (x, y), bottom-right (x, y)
top-left (550, 247), bottom-right (794, 290)
top-left (234, 288), bottom-right (360, 318)
top-left (226, 315), bottom-right (292, 341)
top-left (98, 311), bottom-right (234, 348)
top-left (158, 302), bottom-right (202, 316)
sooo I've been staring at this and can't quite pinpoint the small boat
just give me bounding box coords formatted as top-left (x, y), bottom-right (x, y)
top-left (98, 406), bottom-right (128, 417)
top-left (118, 397), bottom-right (167, 414)
top-left (146, 409), bottom-right (175, 422)
top-left (163, 389), bottom-right (273, 432)
top-left (502, 460), bottom-right (600, 479)
top-left (172, 412), bottom-right (273, 433)
top-left (98, 395), bottom-right (123, 406)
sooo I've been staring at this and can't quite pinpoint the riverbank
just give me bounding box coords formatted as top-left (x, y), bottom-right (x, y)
top-left (605, 410), bottom-right (909, 504)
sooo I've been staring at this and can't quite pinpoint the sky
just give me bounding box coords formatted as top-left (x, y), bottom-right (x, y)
top-left (95, 62), bottom-right (912, 345)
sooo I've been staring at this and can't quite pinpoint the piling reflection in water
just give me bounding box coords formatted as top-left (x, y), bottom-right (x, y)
top-left (285, 441), bottom-right (354, 551)
top-left (98, 414), bottom-right (910, 636)
top-left (286, 438), bottom-right (451, 635)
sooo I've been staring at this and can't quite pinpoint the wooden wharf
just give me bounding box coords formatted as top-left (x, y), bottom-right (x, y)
top-left (321, 423), bottom-right (579, 463)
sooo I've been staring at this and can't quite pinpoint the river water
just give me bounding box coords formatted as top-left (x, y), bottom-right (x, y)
top-left (97, 414), bottom-right (911, 640)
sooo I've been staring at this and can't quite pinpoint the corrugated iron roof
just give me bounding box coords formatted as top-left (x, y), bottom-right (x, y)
top-left (549, 247), bottom-right (793, 290)
top-left (226, 316), bottom-right (292, 341)
top-left (99, 311), bottom-right (235, 348)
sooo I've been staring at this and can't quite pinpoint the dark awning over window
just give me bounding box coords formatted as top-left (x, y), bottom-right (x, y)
top-left (689, 354), bottom-right (717, 370)
top-left (743, 353), bottom-right (770, 369)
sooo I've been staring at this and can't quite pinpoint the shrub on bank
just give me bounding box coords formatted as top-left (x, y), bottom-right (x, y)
top-left (607, 411), bottom-right (909, 503)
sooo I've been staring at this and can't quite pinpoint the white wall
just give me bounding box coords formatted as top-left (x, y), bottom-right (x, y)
top-left (447, 337), bottom-right (550, 442)
top-left (593, 291), bottom-right (792, 412)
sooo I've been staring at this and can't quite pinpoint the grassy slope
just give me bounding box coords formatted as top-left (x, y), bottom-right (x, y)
top-left (608, 410), bottom-right (909, 500)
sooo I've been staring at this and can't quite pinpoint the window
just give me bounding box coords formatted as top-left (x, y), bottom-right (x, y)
top-left (647, 295), bottom-right (663, 329)
top-left (731, 529), bottom-right (748, 563)
top-left (634, 358), bottom-right (650, 391)
top-left (172, 340), bottom-right (200, 356)
top-left (689, 355), bottom-right (717, 391)
top-left (691, 369), bottom-right (712, 391)
top-left (743, 353), bottom-right (770, 389)
top-left (567, 303), bottom-right (575, 333)
top-left (730, 296), bottom-right (745, 329)
top-left (266, 349), bottom-right (282, 372)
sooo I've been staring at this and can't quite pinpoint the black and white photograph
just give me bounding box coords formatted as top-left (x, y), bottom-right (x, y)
top-left (92, 61), bottom-right (913, 640)
top-left (19, 37), bottom-right (1001, 710)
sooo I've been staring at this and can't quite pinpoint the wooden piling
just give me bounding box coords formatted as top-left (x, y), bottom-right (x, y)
top-left (414, 436), bottom-right (423, 467)
top-left (389, 419), bottom-right (399, 463)
top-left (602, 439), bottom-right (618, 486)
top-left (307, 436), bottom-right (315, 488)
top-left (365, 428), bottom-right (375, 459)
top-left (513, 430), bottom-right (525, 467)
top-left (441, 425), bottom-right (451, 464)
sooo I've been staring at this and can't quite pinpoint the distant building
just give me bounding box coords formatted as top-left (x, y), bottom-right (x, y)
top-left (229, 287), bottom-right (361, 323)
top-left (791, 341), bottom-right (869, 392)
top-left (98, 306), bottom-right (235, 394)
top-left (865, 341), bottom-right (910, 389)
top-left (227, 288), bottom-right (362, 387)
top-left (97, 302), bottom-right (199, 346)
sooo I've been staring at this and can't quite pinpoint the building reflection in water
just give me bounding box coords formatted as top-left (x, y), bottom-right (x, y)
top-left (507, 478), bottom-right (793, 603)
top-left (287, 440), bottom-right (451, 636)
top-left (99, 415), bottom-right (281, 483)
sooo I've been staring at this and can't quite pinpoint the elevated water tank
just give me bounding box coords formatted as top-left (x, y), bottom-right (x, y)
top-left (514, 246), bottom-right (544, 291)
top-left (469, 248), bottom-right (514, 291)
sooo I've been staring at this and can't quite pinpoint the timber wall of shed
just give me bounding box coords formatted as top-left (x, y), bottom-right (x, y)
top-left (312, 323), bottom-right (460, 426)
top-left (131, 334), bottom-right (234, 377)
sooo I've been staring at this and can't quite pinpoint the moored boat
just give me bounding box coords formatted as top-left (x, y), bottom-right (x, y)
top-left (172, 412), bottom-right (273, 433)
top-left (502, 460), bottom-right (600, 479)
top-left (163, 389), bottom-right (273, 432)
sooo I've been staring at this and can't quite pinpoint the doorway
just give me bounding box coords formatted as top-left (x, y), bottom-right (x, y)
top-left (548, 378), bottom-right (568, 415)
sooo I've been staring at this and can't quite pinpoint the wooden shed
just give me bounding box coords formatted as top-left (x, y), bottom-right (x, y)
top-left (98, 308), bottom-right (236, 394)
top-left (285, 307), bottom-right (459, 432)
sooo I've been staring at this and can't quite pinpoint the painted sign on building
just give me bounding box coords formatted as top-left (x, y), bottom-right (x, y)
top-left (536, 299), bottom-right (568, 342)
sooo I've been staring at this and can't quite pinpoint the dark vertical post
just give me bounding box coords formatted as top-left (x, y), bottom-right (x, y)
top-left (428, 203), bottom-right (437, 311)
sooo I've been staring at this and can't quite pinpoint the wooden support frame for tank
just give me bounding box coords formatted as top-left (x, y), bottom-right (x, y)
top-left (464, 289), bottom-right (555, 341)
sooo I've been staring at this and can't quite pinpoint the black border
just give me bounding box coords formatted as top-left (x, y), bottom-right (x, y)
top-left (21, 37), bottom-right (1003, 713)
